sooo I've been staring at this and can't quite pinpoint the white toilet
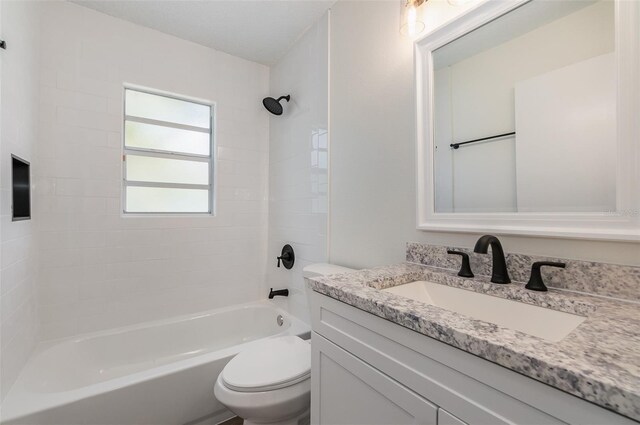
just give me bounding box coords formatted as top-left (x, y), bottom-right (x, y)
top-left (214, 263), bottom-right (355, 425)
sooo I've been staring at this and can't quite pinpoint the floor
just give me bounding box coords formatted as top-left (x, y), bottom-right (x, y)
top-left (219, 417), bottom-right (243, 425)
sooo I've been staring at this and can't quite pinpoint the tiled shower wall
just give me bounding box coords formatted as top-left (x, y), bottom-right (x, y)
top-left (35, 1), bottom-right (270, 339)
top-left (266, 13), bottom-right (330, 323)
top-left (0, 0), bottom-right (41, 400)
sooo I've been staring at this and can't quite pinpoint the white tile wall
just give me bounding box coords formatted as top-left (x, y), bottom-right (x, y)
top-left (35, 1), bottom-right (270, 340)
top-left (0, 0), bottom-right (41, 401)
top-left (266, 13), bottom-right (330, 323)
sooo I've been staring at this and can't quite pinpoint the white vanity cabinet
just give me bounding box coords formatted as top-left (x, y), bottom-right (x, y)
top-left (313, 334), bottom-right (438, 424)
top-left (309, 291), bottom-right (637, 425)
top-left (438, 409), bottom-right (467, 425)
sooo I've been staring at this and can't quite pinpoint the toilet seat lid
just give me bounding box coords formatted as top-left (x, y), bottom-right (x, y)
top-left (221, 336), bottom-right (310, 392)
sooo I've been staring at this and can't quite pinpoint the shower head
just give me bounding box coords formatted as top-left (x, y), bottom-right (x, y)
top-left (262, 95), bottom-right (290, 116)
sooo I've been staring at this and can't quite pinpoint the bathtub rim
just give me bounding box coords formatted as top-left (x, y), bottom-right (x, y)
top-left (1, 299), bottom-right (309, 423)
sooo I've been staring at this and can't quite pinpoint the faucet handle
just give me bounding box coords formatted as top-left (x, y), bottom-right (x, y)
top-left (276, 244), bottom-right (295, 269)
top-left (447, 250), bottom-right (474, 278)
top-left (525, 261), bottom-right (566, 292)
top-left (277, 252), bottom-right (291, 267)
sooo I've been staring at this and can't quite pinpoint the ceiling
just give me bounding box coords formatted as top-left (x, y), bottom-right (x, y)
top-left (70, 0), bottom-right (335, 65)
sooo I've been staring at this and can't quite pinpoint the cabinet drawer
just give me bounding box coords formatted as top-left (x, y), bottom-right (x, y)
top-left (312, 333), bottom-right (438, 425)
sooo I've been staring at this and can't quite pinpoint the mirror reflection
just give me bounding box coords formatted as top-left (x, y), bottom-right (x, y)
top-left (433, 0), bottom-right (616, 214)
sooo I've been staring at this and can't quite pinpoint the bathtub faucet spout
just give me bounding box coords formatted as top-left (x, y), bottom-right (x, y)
top-left (268, 288), bottom-right (289, 299)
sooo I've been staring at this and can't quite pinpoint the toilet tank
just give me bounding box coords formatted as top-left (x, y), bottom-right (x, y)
top-left (302, 263), bottom-right (356, 279)
top-left (302, 264), bottom-right (356, 324)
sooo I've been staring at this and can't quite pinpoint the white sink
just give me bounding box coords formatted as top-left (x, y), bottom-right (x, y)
top-left (383, 281), bottom-right (586, 342)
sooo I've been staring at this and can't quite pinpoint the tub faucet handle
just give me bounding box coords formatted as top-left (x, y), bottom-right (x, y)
top-left (276, 244), bottom-right (295, 269)
top-left (277, 252), bottom-right (291, 267)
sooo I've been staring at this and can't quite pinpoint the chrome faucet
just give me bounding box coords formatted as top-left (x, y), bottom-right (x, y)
top-left (473, 235), bottom-right (511, 284)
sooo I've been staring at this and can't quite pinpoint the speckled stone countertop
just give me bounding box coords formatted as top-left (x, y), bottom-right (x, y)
top-left (307, 263), bottom-right (640, 421)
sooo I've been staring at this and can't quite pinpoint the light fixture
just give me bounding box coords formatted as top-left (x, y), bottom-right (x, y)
top-left (447, 0), bottom-right (475, 5)
top-left (400, 0), bottom-right (427, 38)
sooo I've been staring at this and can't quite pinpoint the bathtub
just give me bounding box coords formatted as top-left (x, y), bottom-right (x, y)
top-left (1, 301), bottom-right (309, 425)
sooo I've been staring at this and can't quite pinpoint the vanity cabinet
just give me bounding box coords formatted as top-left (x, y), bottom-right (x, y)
top-left (314, 334), bottom-right (437, 424)
top-left (309, 291), bottom-right (637, 425)
top-left (438, 409), bottom-right (467, 425)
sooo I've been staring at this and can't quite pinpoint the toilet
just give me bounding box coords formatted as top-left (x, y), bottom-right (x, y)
top-left (214, 263), bottom-right (355, 425)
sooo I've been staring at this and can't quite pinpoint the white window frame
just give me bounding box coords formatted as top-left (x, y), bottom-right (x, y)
top-left (122, 85), bottom-right (216, 216)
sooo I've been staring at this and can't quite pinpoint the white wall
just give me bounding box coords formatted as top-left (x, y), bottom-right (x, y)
top-left (0, 0), bottom-right (41, 401)
top-left (267, 13), bottom-right (329, 323)
top-left (36, 1), bottom-right (270, 339)
top-left (329, 0), bottom-right (640, 269)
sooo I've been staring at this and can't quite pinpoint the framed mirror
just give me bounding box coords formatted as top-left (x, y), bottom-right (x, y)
top-left (415, 0), bottom-right (639, 241)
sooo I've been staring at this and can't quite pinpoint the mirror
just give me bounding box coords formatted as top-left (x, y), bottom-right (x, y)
top-left (433, 0), bottom-right (615, 214)
top-left (415, 0), bottom-right (640, 240)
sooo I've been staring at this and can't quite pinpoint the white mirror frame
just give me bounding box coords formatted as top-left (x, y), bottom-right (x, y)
top-left (415, 0), bottom-right (640, 242)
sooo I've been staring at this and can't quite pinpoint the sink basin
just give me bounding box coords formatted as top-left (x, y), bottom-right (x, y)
top-left (383, 281), bottom-right (586, 342)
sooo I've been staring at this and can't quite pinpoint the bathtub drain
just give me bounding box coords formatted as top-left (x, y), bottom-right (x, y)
top-left (277, 315), bottom-right (284, 326)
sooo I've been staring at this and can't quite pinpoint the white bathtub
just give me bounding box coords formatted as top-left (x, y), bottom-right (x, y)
top-left (1, 301), bottom-right (309, 425)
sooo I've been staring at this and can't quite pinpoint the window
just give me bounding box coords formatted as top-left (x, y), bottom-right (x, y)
top-left (123, 88), bottom-right (213, 214)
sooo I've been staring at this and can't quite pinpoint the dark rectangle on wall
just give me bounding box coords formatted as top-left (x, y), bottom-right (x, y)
top-left (11, 155), bottom-right (31, 221)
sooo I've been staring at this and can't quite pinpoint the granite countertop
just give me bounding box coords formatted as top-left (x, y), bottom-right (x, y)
top-left (307, 263), bottom-right (640, 421)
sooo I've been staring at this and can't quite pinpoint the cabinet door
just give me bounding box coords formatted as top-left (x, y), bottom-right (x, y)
top-left (312, 333), bottom-right (438, 425)
top-left (438, 408), bottom-right (468, 425)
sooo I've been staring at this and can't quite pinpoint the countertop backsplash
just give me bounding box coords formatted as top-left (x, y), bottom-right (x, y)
top-left (406, 242), bottom-right (640, 303)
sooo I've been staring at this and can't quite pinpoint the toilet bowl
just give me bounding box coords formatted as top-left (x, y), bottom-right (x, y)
top-left (214, 264), bottom-right (355, 425)
top-left (214, 335), bottom-right (311, 425)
